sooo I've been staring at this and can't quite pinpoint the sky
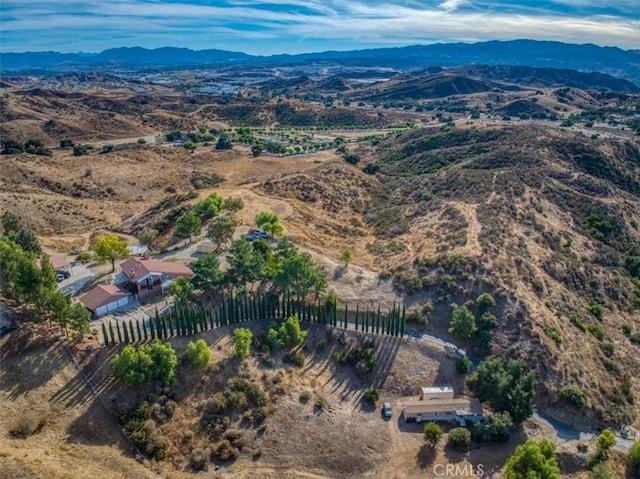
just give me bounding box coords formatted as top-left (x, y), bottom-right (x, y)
top-left (1, 0), bottom-right (639, 54)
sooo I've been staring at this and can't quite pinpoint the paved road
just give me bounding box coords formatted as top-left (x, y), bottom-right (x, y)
top-left (59, 263), bottom-right (94, 296)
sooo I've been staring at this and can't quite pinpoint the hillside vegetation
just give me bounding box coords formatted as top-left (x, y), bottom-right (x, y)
top-left (360, 125), bottom-right (640, 424)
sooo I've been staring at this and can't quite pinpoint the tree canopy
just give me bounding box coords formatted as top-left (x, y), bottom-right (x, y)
top-left (111, 341), bottom-right (177, 386)
top-left (185, 339), bottom-right (212, 368)
top-left (449, 304), bottom-right (477, 339)
top-left (232, 328), bottom-right (253, 357)
top-left (190, 253), bottom-right (224, 291)
top-left (206, 215), bottom-right (236, 250)
top-left (227, 238), bottom-right (265, 289)
top-left (423, 422), bottom-right (444, 448)
top-left (467, 356), bottom-right (537, 423)
top-left (255, 211), bottom-right (284, 237)
top-left (176, 211), bottom-right (201, 243)
top-left (92, 234), bottom-right (129, 272)
top-left (274, 251), bottom-right (327, 300)
top-left (503, 439), bottom-right (560, 479)
top-left (193, 193), bottom-right (225, 219)
top-left (169, 277), bottom-right (194, 305)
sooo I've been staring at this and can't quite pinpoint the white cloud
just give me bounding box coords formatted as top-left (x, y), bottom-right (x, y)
top-left (1, 0), bottom-right (639, 52)
top-left (439, 0), bottom-right (470, 13)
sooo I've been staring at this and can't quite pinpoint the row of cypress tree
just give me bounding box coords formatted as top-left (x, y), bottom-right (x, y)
top-left (101, 291), bottom-right (406, 346)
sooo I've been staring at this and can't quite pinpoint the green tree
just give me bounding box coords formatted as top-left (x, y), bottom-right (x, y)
top-left (590, 463), bottom-right (613, 479)
top-left (474, 411), bottom-right (513, 443)
top-left (206, 215), bottom-right (236, 250)
top-left (193, 193), bottom-right (225, 219)
top-left (455, 355), bottom-right (472, 374)
top-left (255, 211), bottom-right (284, 237)
top-left (91, 234), bottom-right (129, 272)
top-left (344, 153), bottom-right (360, 165)
top-left (1, 139), bottom-right (25, 154)
top-left (60, 139), bottom-right (74, 148)
top-left (186, 339), bottom-right (212, 368)
top-left (274, 251), bottom-right (327, 300)
top-left (14, 226), bottom-right (42, 254)
top-left (340, 248), bottom-right (353, 267)
top-left (1, 211), bottom-right (21, 235)
top-left (227, 238), bottom-right (265, 289)
top-left (628, 442), bottom-right (640, 476)
top-left (149, 341), bottom-right (178, 385)
top-left (183, 141), bottom-right (197, 152)
top-left (169, 277), bottom-right (194, 306)
top-left (560, 385), bottom-right (588, 408)
top-left (449, 304), bottom-right (477, 339)
top-left (38, 254), bottom-right (58, 292)
top-left (176, 211), bottom-right (201, 244)
top-left (215, 135), bottom-right (233, 150)
top-left (69, 303), bottom-right (91, 339)
top-left (224, 196), bottom-right (244, 215)
top-left (251, 145), bottom-right (262, 157)
top-left (448, 427), bottom-right (471, 450)
top-left (232, 327), bottom-right (253, 357)
top-left (49, 290), bottom-right (72, 334)
top-left (467, 356), bottom-right (537, 423)
top-left (594, 429), bottom-right (617, 462)
top-left (477, 293), bottom-right (496, 313)
top-left (424, 422), bottom-right (444, 448)
top-left (363, 387), bottom-right (381, 403)
top-left (266, 316), bottom-right (308, 350)
top-left (504, 439), bottom-right (560, 479)
top-left (138, 228), bottom-right (159, 247)
top-left (190, 253), bottom-right (224, 291)
top-left (112, 344), bottom-right (153, 386)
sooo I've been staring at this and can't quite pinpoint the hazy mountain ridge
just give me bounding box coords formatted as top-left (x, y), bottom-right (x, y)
top-left (3, 40), bottom-right (640, 85)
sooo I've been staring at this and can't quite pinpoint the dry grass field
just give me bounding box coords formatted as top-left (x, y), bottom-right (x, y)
top-left (1, 80), bottom-right (639, 478)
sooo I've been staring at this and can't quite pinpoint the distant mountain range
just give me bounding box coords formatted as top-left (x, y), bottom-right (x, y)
top-left (3, 40), bottom-right (640, 86)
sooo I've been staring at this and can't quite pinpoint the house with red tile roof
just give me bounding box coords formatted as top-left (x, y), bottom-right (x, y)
top-left (79, 284), bottom-right (132, 318)
top-left (116, 257), bottom-right (193, 299)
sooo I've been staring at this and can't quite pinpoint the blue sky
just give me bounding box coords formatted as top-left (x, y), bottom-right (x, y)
top-left (1, 0), bottom-right (638, 53)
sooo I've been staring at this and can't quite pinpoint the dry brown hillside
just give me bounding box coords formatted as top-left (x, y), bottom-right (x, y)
top-left (1, 79), bottom-right (640, 477)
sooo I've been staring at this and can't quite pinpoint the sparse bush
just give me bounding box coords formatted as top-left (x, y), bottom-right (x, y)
top-left (560, 385), bottom-right (588, 408)
top-left (473, 411), bottom-right (513, 443)
top-left (185, 339), bottom-right (212, 368)
top-left (299, 390), bottom-right (312, 403)
top-left (544, 325), bottom-right (563, 346)
top-left (601, 342), bottom-right (614, 357)
top-left (448, 427), bottom-right (471, 450)
top-left (283, 350), bottom-right (305, 367)
top-left (570, 314), bottom-right (587, 332)
top-left (587, 302), bottom-right (604, 320)
top-left (588, 324), bottom-right (605, 341)
top-left (189, 447), bottom-right (210, 471)
top-left (232, 328), bottom-right (253, 357)
top-left (213, 439), bottom-right (239, 461)
top-left (477, 293), bottom-right (496, 313)
top-left (9, 416), bottom-right (37, 438)
top-left (363, 387), bottom-right (381, 403)
top-left (424, 422), bottom-right (444, 448)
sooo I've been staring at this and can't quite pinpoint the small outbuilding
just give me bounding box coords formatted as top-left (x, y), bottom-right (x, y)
top-left (79, 284), bottom-right (132, 318)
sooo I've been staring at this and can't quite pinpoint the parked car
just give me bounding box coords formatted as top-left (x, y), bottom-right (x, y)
top-left (56, 269), bottom-right (71, 279)
top-left (56, 273), bottom-right (65, 282)
top-left (383, 402), bottom-right (393, 418)
top-left (0, 323), bottom-right (17, 337)
top-left (244, 230), bottom-right (269, 241)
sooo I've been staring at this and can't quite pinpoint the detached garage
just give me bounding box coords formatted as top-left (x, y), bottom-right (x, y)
top-left (79, 284), bottom-right (132, 318)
